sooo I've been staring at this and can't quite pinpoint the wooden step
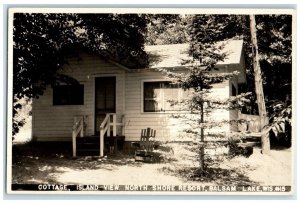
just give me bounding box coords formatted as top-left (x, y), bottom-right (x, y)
top-left (75, 136), bottom-right (125, 156)
top-left (244, 136), bottom-right (261, 143)
top-left (76, 136), bottom-right (100, 156)
top-left (237, 141), bottom-right (260, 147)
top-left (77, 149), bottom-right (101, 156)
top-left (76, 136), bottom-right (100, 143)
top-left (77, 143), bottom-right (100, 150)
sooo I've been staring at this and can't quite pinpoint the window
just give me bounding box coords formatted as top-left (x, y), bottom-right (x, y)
top-left (53, 84), bottom-right (84, 105)
top-left (143, 81), bottom-right (186, 112)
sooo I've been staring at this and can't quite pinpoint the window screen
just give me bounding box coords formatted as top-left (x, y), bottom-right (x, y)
top-left (53, 84), bottom-right (84, 105)
top-left (143, 81), bottom-right (183, 112)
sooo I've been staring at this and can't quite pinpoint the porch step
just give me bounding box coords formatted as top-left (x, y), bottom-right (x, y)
top-left (238, 135), bottom-right (261, 148)
top-left (77, 149), bottom-right (100, 156)
top-left (76, 136), bottom-right (100, 156)
top-left (244, 134), bottom-right (261, 143)
top-left (75, 136), bottom-right (125, 156)
top-left (76, 136), bottom-right (100, 143)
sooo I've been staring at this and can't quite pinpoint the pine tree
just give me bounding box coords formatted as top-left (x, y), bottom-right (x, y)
top-left (179, 14), bottom-right (292, 165)
top-left (158, 15), bottom-right (250, 172)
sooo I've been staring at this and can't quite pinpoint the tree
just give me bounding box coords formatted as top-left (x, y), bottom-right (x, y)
top-left (145, 14), bottom-right (190, 45)
top-left (13, 13), bottom-right (148, 136)
top-left (185, 15), bottom-right (248, 171)
top-left (162, 13), bottom-right (292, 172)
top-left (187, 14), bottom-right (292, 115)
top-left (255, 15), bottom-right (292, 147)
top-left (249, 15), bottom-right (270, 154)
top-left (158, 15), bottom-right (250, 172)
top-left (187, 14), bottom-right (292, 150)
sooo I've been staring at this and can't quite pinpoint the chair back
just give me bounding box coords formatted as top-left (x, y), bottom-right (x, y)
top-left (140, 127), bottom-right (156, 152)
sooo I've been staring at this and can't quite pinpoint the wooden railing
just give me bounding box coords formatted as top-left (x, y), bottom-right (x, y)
top-left (72, 115), bottom-right (87, 157)
top-left (99, 113), bottom-right (124, 157)
top-left (238, 112), bottom-right (268, 133)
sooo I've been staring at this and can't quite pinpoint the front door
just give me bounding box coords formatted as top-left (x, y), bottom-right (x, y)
top-left (95, 77), bottom-right (116, 135)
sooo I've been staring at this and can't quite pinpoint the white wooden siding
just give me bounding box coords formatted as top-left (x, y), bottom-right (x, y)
top-left (205, 80), bottom-right (231, 136)
top-left (124, 71), bottom-right (172, 141)
top-left (32, 52), bottom-right (125, 141)
top-left (33, 53), bottom-right (243, 142)
top-left (123, 71), bottom-right (232, 141)
top-left (125, 71), bottom-right (177, 141)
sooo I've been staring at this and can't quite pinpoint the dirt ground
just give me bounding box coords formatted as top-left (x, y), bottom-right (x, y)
top-left (10, 141), bottom-right (292, 187)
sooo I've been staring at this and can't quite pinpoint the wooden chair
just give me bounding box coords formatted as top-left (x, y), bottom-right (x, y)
top-left (134, 127), bottom-right (156, 162)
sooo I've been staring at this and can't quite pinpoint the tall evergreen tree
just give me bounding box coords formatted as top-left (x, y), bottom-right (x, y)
top-left (161, 13), bottom-right (292, 171)
top-left (159, 15), bottom-right (250, 172)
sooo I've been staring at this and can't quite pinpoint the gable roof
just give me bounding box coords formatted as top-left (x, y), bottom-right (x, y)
top-left (144, 40), bottom-right (244, 69)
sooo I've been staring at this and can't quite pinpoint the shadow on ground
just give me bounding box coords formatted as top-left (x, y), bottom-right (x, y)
top-left (12, 141), bottom-right (260, 186)
top-left (160, 166), bottom-right (258, 186)
top-left (11, 141), bottom-right (142, 184)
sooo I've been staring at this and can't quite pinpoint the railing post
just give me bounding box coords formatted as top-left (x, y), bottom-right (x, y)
top-left (100, 128), bottom-right (104, 157)
top-left (72, 132), bottom-right (76, 157)
top-left (113, 114), bottom-right (117, 136)
top-left (80, 119), bottom-right (84, 137)
top-left (83, 115), bottom-right (88, 135)
top-left (121, 115), bottom-right (125, 136)
top-left (107, 114), bottom-right (111, 137)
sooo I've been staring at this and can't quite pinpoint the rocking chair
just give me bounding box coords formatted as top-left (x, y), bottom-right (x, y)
top-left (134, 127), bottom-right (156, 162)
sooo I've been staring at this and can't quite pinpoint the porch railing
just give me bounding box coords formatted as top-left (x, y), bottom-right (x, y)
top-left (72, 115), bottom-right (87, 157)
top-left (238, 112), bottom-right (268, 133)
top-left (99, 113), bottom-right (124, 157)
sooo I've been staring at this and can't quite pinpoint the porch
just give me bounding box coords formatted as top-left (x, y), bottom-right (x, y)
top-left (237, 112), bottom-right (269, 146)
top-left (71, 110), bottom-right (269, 158)
top-left (72, 113), bottom-right (125, 157)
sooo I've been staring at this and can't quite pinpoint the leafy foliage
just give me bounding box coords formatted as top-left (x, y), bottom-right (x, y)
top-left (189, 15), bottom-right (248, 69)
top-left (13, 13), bottom-right (292, 148)
top-left (189, 14), bottom-right (292, 144)
top-left (145, 14), bottom-right (190, 45)
top-left (189, 14), bottom-right (292, 109)
top-left (269, 102), bottom-right (292, 147)
top-left (256, 15), bottom-right (292, 65)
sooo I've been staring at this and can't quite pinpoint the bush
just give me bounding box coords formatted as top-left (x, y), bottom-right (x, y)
top-left (227, 138), bottom-right (253, 158)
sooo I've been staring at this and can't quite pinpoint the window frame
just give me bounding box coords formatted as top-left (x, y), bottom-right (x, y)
top-left (141, 80), bottom-right (185, 113)
top-left (53, 84), bottom-right (84, 106)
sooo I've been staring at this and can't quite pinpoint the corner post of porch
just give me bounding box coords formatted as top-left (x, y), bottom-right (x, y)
top-left (113, 114), bottom-right (117, 136)
top-left (72, 131), bottom-right (76, 157)
top-left (100, 128), bottom-right (104, 157)
top-left (107, 114), bottom-right (111, 137)
top-left (80, 118), bottom-right (84, 137)
top-left (121, 115), bottom-right (125, 136)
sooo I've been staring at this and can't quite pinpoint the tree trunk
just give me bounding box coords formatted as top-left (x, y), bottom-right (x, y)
top-left (249, 15), bottom-right (270, 154)
top-left (199, 101), bottom-right (205, 171)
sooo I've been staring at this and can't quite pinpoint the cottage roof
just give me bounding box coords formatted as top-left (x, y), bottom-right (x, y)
top-left (144, 40), bottom-right (244, 69)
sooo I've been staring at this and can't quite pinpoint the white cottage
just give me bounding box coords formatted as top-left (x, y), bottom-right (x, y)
top-left (31, 40), bottom-right (246, 156)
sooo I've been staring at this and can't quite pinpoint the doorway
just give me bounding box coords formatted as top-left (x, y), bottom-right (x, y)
top-left (95, 77), bottom-right (116, 135)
